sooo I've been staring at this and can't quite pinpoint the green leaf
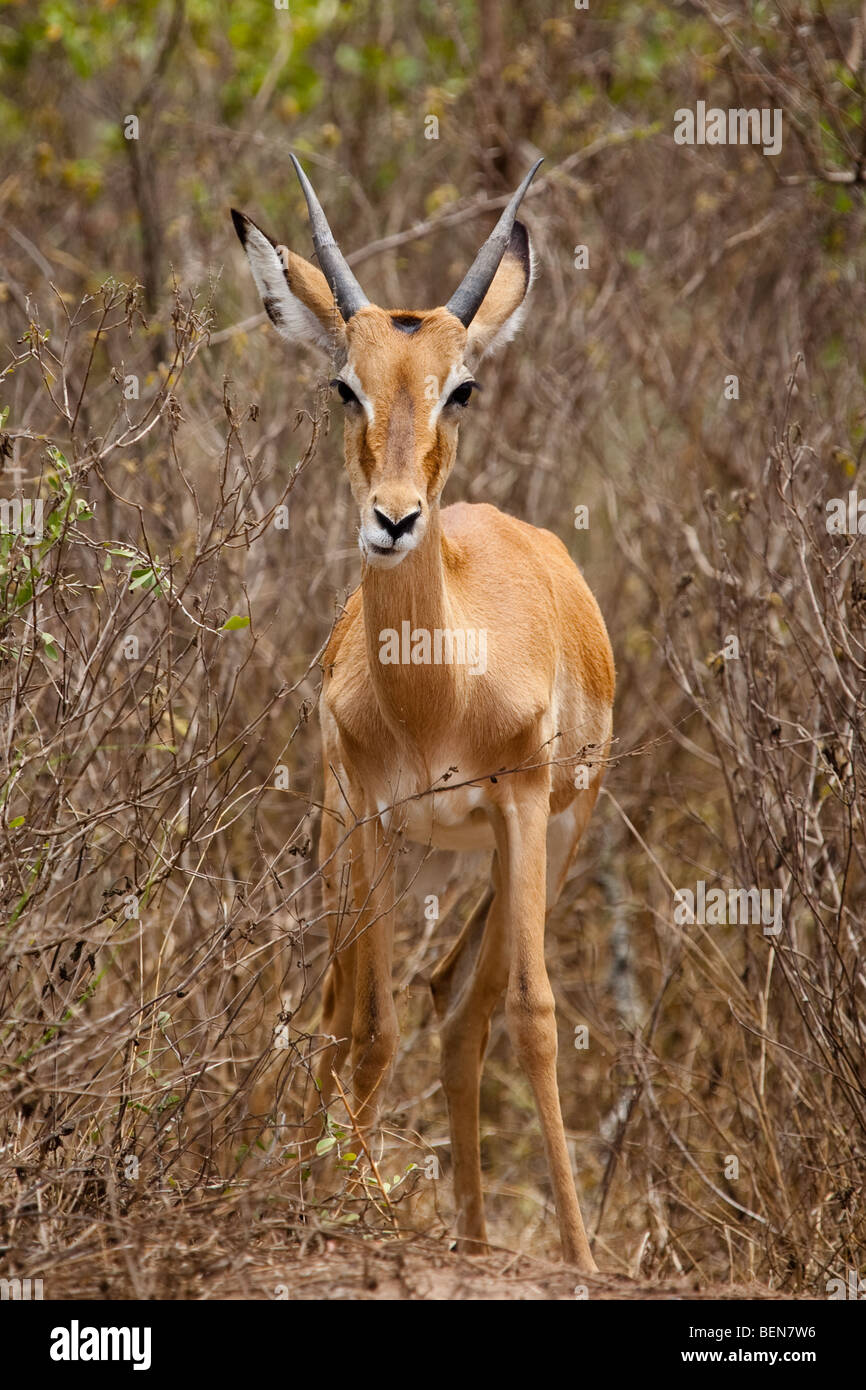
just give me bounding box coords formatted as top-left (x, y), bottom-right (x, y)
top-left (129, 569), bottom-right (158, 591)
top-left (41, 633), bottom-right (59, 660)
top-left (8, 815), bottom-right (25, 828)
top-left (315, 1135), bottom-right (336, 1155)
top-left (222, 614), bottom-right (250, 631)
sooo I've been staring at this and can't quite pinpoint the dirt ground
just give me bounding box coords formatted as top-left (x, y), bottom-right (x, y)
top-left (15, 1203), bottom-right (804, 1302)
top-left (208, 1239), bottom-right (798, 1302)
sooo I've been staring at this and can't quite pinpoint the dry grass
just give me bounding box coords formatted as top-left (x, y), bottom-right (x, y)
top-left (1, 0), bottom-right (865, 1299)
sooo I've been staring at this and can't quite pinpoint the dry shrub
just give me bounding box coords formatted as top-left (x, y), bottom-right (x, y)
top-left (1, 0), bottom-right (865, 1297)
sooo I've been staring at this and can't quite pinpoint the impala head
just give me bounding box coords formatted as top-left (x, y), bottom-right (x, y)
top-left (232, 156), bottom-right (541, 568)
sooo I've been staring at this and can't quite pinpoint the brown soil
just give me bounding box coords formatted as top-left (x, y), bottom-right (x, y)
top-left (16, 1203), bottom-right (805, 1301)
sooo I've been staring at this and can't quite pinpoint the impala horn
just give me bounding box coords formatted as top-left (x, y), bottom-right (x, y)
top-left (290, 153), bottom-right (369, 322)
top-left (444, 159), bottom-right (544, 328)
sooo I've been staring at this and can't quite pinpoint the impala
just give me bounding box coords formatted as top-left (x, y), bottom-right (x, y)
top-left (232, 156), bottom-right (614, 1270)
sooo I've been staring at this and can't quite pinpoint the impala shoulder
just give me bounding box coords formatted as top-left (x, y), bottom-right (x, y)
top-left (322, 586), bottom-right (363, 670)
top-left (440, 501), bottom-right (553, 558)
top-left (446, 504), bottom-right (615, 707)
top-left (440, 502), bottom-right (587, 591)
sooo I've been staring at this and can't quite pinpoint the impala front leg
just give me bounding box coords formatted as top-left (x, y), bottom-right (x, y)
top-left (493, 783), bottom-right (598, 1273)
top-left (304, 778), bottom-right (356, 1138)
top-left (347, 816), bottom-right (399, 1135)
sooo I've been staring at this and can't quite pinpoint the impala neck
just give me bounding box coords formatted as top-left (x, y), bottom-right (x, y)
top-left (361, 505), bottom-right (466, 736)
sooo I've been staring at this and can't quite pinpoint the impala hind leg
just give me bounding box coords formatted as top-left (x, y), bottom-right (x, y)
top-left (545, 782), bottom-right (604, 913)
top-left (494, 786), bottom-right (598, 1272)
top-left (431, 863), bottom-right (506, 1253)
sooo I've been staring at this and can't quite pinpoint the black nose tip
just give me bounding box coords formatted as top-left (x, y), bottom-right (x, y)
top-left (373, 506), bottom-right (421, 541)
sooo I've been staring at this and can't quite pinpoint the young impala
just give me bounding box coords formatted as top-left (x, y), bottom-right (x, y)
top-left (232, 156), bottom-right (614, 1270)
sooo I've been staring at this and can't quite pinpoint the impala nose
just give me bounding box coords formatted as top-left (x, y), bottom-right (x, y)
top-left (373, 505), bottom-right (421, 542)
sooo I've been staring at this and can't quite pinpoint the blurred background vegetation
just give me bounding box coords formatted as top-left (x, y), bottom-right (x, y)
top-left (1, 0), bottom-right (865, 1297)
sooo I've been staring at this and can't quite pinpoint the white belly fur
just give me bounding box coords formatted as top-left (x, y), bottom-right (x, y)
top-left (373, 689), bottom-right (610, 856)
top-left (378, 783), bottom-right (495, 851)
top-left (379, 784), bottom-right (585, 857)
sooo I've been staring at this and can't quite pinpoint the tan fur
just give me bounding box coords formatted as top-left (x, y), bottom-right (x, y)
top-left (463, 245), bottom-right (531, 356)
top-left (239, 212), bottom-right (614, 1269)
top-left (283, 249), bottom-right (345, 337)
top-left (319, 302), bottom-right (614, 1270)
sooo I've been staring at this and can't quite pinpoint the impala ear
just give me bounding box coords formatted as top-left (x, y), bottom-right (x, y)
top-left (231, 209), bottom-right (345, 353)
top-left (464, 221), bottom-right (535, 360)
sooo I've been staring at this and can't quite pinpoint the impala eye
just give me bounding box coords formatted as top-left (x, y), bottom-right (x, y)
top-left (446, 381), bottom-right (478, 409)
top-left (331, 379), bottom-right (359, 406)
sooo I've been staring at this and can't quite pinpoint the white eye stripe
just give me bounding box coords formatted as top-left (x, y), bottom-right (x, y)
top-left (341, 363), bottom-right (374, 424)
top-left (428, 364), bottom-right (470, 428)
top-left (337, 363), bottom-right (470, 428)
